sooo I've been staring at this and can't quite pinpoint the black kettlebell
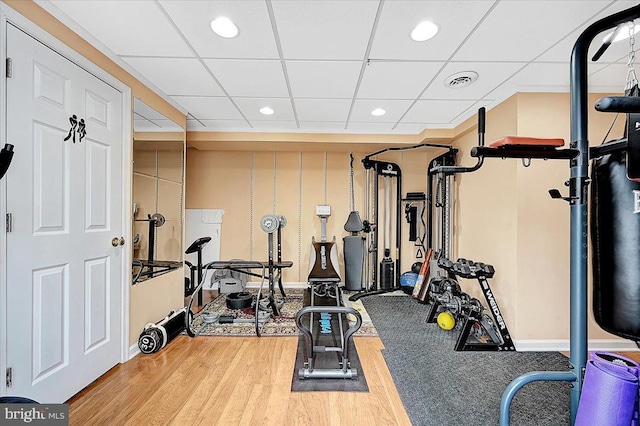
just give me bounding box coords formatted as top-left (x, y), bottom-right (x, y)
top-left (411, 262), bottom-right (422, 274)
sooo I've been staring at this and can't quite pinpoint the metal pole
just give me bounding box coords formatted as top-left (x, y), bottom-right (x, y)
top-left (499, 5), bottom-right (640, 425)
top-left (373, 171), bottom-right (379, 290)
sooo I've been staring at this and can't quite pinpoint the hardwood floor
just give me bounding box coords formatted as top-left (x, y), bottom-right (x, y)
top-left (67, 336), bottom-right (412, 426)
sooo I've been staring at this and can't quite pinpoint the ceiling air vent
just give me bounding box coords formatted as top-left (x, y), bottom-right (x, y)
top-left (444, 71), bottom-right (478, 89)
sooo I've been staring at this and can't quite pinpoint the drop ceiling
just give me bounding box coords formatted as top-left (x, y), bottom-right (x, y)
top-left (35, 0), bottom-right (640, 134)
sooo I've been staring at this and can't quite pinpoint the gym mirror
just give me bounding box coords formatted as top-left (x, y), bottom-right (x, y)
top-left (131, 98), bottom-right (185, 284)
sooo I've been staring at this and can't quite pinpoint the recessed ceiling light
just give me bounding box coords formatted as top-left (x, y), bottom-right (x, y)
top-left (371, 108), bottom-right (386, 117)
top-left (410, 21), bottom-right (439, 42)
top-left (210, 17), bottom-right (239, 38)
top-left (260, 106), bottom-right (274, 115)
top-left (603, 23), bottom-right (640, 43)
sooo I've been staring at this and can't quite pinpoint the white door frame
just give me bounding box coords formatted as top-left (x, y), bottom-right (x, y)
top-left (0, 3), bottom-right (132, 396)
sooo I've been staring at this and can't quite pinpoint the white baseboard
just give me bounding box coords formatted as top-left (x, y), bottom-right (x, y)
top-left (515, 339), bottom-right (639, 352)
top-left (128, 343), bottom-right (140, 360)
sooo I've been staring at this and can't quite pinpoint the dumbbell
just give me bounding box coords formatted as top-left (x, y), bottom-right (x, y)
top-left (437, 257), bottom-right (455, 272)
top-left (473, 262), bottom-right (495, 278)
top-left (453, 262), bottom-right (474, 278)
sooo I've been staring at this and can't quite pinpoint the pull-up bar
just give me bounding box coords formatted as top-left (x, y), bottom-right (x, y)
top-left (363, 141), bottom-right (453, 162)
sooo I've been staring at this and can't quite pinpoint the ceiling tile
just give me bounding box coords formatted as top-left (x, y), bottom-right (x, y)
top-left (49, 0), bottom-right (193, 57)
top-left (134, 119), bottom-right (161, 131)
top-left (454, 99), bottom-right (496, 125)
top-left (537, 2), bottom-right (640, 63)
top-left (347, 122), bottom-right (404, 133)
top-left (421, 62), bottom-right (525, 100)
top-left (295, 99), bottom-right (352, 122)
top-left (299, 122), bottom-right (346, 131)
top-left (158, 0), bottom-right (279, 59)
top-left (370, 1), bottom-right (494, 61)
top-left (358, 61), bottom-right (444, 99)
top-left (149, 119), bottom-right (183, 131)
top-left (124, 58), bottom-right (224, 96)
top-left (204, 59), bottom-right (289, 97)
top-left (233, 98), bottom-right (295, 121)
top-left (453, 1), bottom-right (612, 62)
top-left (287, 61), bottom-right (361, 98)
top-left (186, 119), bottom-right (205, 131)
top-left (198, 120), bottom-right (252, 130)
top-left (271, 0), bottom-right (378, 60)
top-left (402, 99), bottom-right (476, 123)
top-left (350, 99), bottom-right (414, 122)
top-left (246, 121), bottom-right (298, 130)
top-left (394, 122), bottom-right (428, 132)
top-left (588, 63), bottom-right (638, 92)
top-left (506, 62), bottom-right (609, 92)
top-left (134, 98), bottom-right (167, 120)
top-left (171, 96), bottom-right (243, 120)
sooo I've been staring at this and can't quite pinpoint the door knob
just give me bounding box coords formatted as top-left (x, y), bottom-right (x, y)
top-left (112, 237), bottom-right (125, 247)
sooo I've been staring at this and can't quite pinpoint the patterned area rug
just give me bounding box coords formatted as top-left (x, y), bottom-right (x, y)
top-left (189, 288), bottom-right (378, 337)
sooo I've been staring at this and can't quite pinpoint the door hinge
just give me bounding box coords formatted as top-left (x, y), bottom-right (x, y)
top-left (6, 58), bottom-right (12, 79)
top-left (5, 367), bottom-right (12, 388)
top-left (6, 213), bottom-right (12, 233)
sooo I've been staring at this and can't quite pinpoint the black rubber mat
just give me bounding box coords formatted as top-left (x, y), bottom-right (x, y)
top-left (290, 289), bottom-right (369, 392)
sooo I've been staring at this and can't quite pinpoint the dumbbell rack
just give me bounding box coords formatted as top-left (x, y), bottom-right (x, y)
top-left (427, 257), bottom-right (516, 351)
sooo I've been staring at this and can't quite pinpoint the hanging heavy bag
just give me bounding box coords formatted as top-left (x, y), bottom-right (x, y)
top-left (591, 146), bottom-right (640, 341)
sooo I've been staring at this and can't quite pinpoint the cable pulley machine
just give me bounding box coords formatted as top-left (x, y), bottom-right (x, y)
top-left (349, 142), bottom-right (456, 302)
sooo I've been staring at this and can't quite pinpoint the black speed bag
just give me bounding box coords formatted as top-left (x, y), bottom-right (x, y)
top-left (591, 149), bottom-right (640, 341)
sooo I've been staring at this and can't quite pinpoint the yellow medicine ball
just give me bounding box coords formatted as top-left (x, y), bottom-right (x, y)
top-left (437, 311), bottom-right (456, 330)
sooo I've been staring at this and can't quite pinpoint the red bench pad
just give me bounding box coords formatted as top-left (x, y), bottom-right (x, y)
top-left (489, 136), bottom-right (565, 149)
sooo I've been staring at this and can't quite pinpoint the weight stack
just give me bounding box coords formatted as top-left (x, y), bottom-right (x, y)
top-left (343, 235), bottom-right (364, 291)
top-left (138, 308), bottom-right (186, 354)
top-left (380, 255), bottom-right (394, 290)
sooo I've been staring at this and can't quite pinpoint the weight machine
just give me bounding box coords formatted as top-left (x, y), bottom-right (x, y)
top-left (349, 143), bottom-right (456, 302)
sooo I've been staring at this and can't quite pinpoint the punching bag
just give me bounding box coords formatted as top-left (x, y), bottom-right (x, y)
top-left (591, 148), bottom-right (640, 341)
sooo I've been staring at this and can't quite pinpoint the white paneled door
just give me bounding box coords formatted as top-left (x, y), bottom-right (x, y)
top-left (5, 24), bottom-right (124, 403)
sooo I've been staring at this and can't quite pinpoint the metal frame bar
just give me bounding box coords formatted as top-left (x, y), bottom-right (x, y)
top-left (499, 5), bottom-right (640, 425)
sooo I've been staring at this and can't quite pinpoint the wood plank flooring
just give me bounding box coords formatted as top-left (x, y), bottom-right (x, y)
top-left (67, 336), bottom-right (412, 426)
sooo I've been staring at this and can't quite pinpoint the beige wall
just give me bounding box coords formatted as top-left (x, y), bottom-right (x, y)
top-left (515, 92), bottom-right (625, 341)
top-left (451, 92), bottom-right (627, 343)
top-left (185, 149), bottom-right (441, 284)
top-left (133, 149), bottom-right (184, 264)
top-left (129, 269), bottom-right (185, 346)
top-left (451, 95), bottom-right (520, 337)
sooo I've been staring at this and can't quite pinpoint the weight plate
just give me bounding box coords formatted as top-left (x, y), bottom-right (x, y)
top-left (151, 213), bottom-right (166, 227)
top-left (260, 214), bottom-right (279, 233)
top-left (226, 292), bottom-right (253, 309)
top-left (138, 327), bottom-right (162, 354)
top-left (278, 215), bottom-right (287, 229)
